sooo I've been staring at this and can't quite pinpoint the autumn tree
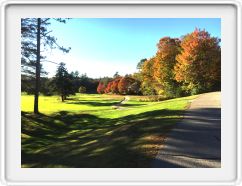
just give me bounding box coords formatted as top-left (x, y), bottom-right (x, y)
top-left (97, 82), bottom-right (105, 94)
top-left (118, 76), bottom-right (137, 95)
top-left (111, 77), bottom-right (121, 94)
top-left (174, 28), bottom-right (221, 94)
top-left (97, 77), bottom-right (112, 93)
top-left (140, 57), bottom-right (157, 95)
top-left (153, 37), bottom-right (182, 97)
top-left (105, 82), bottom-right (113, 93)
top-left (118, 77), bottom-right (128, 95)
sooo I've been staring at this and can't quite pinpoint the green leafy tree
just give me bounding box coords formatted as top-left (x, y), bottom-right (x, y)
top-left (137, 58), bottom-right (147, 70)
top-left (113, 72), bottom-right (120, 79)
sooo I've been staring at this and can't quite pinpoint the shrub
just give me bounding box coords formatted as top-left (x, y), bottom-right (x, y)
top-left (79, 86), bottom-right (86, 93)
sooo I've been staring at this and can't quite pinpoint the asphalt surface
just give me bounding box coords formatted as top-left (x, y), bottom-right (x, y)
top-left (153, 92), bottom-right (221, 168)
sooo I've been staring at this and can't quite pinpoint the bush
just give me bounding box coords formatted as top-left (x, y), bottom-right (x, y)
top-left (79, 86), bottom-right (86, 93)
top-left (138, 95), bottom-right (167, 102)
top-left (141, 86), bottom-right (156, 96)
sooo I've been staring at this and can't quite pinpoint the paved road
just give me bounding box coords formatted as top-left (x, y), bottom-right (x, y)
top-left (153, 92), bottom-right (221, 168)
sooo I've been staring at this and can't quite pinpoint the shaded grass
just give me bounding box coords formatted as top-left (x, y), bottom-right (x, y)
top-left (21, 94), bottom-right (196, 168)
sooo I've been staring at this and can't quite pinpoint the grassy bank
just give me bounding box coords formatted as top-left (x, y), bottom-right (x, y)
top-left (21, 94), bottom-right (196, 168)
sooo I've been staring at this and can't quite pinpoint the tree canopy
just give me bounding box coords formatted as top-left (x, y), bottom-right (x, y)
top-left (174, 28), bottom-right (221, 94)
top-left (22, 27), bottom-right (221, 100)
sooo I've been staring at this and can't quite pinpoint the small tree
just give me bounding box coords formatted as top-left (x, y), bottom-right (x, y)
top-left (105, 82), bottom-right (112, 93)
top-left (113, 72), bottom-right (120, 79)
top-left (53, 62), bottom-right (75, 102)
top-left (97, 82), bottom-right (105, 94)
top-left (79, 86), bottom-right (86, 93)
top-left (137, 58), bottom-right (147, 70)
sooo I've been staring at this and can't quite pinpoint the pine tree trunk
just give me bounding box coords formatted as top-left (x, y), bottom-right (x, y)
top-left (34, 18), bottom-right (41, 114)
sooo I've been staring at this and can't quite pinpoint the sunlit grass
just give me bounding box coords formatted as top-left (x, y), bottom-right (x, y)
top-left (21, 93), bottom-right (197, 168)
top-left (21, 93), bottom-right (124, 113)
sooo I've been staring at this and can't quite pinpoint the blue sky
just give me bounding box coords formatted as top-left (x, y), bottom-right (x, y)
top-left (43, 18), bottom-right (221, 78)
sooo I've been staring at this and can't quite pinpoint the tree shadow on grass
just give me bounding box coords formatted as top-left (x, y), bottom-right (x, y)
top-left (65, 100), bottom-right (146, 107)
top-left (21, 109), bottom-right (183, 168)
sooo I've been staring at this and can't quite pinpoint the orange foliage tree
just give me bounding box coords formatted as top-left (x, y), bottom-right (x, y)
top-left (111, 77), bottom-right (121, 94)
top-left (105, 81), bottom-right (113, 93)
top-left (174, 28), bottom-right (221, 94)
top-left (118, 76), bottom-right (136, 95)
top-left (97, 82), bottom-right (105, 94)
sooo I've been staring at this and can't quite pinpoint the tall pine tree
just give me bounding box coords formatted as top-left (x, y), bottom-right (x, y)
top-left (21, 18), bottom-right (71, 113)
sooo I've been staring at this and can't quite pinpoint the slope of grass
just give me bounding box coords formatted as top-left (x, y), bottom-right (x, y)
top-left (21, 93), bottom-right (197, 168)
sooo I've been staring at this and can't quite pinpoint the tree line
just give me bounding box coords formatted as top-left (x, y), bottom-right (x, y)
top-left (22, 63), bottom-right (99, 98)
top-left (96, 28), bottom-right (221, 97)
top-left (97, 74), bottom-right (141, 95)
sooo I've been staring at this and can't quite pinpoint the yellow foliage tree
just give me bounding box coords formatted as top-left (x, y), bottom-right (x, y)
top-left (153, 37), bottom-right (181, 97)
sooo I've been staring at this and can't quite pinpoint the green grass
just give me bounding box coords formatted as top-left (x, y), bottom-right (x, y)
top-left (21, 93), bottom-right (197, 168)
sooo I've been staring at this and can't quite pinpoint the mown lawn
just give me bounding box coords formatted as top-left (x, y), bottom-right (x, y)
top-left (21, 93), bottom-right (196, 168)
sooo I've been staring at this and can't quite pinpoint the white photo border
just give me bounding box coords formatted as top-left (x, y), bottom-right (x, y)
top-left (1, 0), bottom-right (241, 185)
